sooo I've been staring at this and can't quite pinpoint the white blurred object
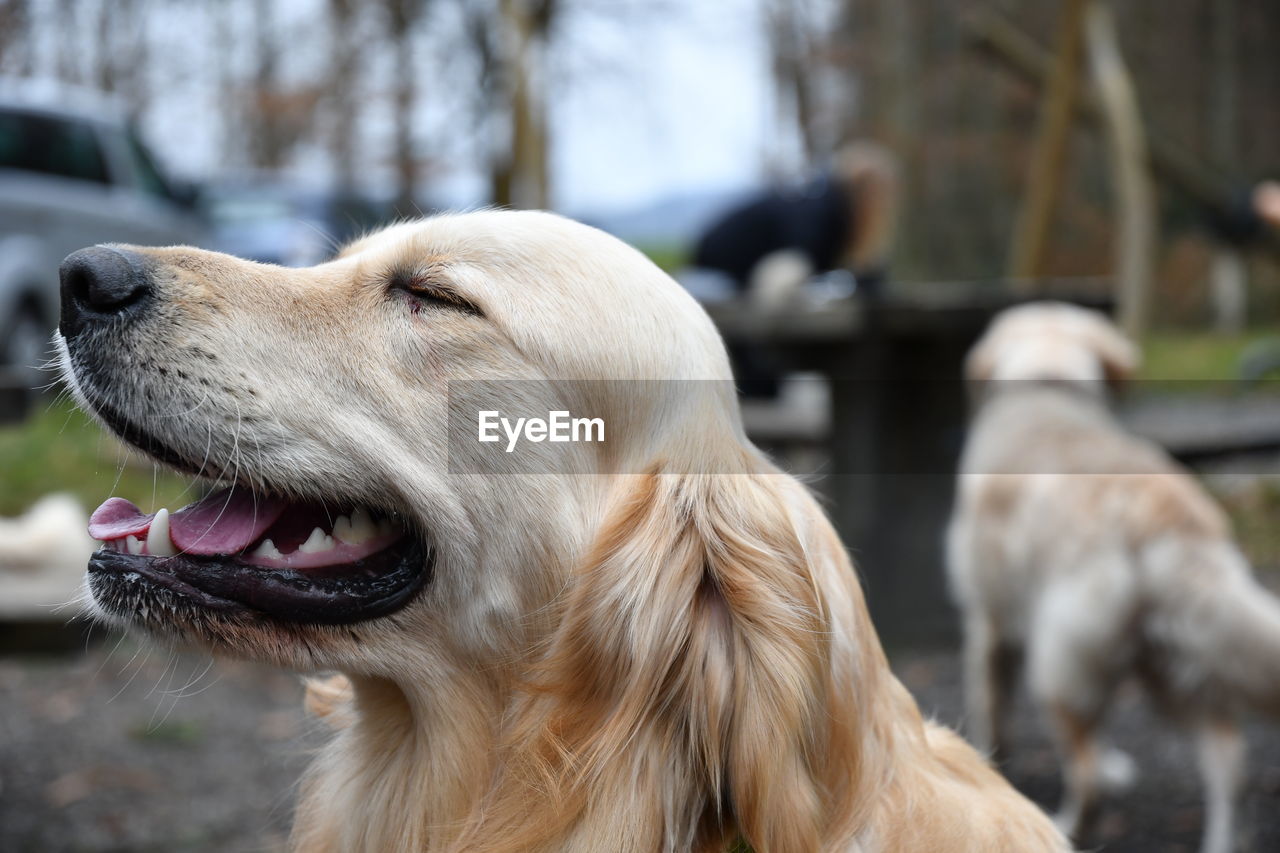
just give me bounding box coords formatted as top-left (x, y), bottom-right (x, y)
top-left (806, 268), bottom-right (858, 305)
top-left (0, 493), bottom-right (93, 572)
top-left (1210, 248), bottom-right (1247, 334)
top-left (747, 249), bottom-right (813, 311)
top-left (0, 494), bottom-right (95, 620)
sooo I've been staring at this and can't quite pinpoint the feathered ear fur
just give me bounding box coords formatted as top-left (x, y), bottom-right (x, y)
top-left (1077, 311), bottom-right (1140, 385)
top-left (456, 459), bottom-right (866, 853)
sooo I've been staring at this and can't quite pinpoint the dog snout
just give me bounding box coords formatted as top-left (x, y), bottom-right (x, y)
top-left (59, 246), bottom-right (153, 338)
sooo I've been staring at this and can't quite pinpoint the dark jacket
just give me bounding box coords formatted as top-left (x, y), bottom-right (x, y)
top-left (693, 174), bottom-right (853, 290)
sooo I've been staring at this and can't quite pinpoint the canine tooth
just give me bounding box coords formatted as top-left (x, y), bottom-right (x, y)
top-left (251, 539), bottom-right (283, 560)
top-left (299, 527), bottom-right (335, 554)
top-left (126, 535), bottom-right (144, 555)
top-left (146, 508), bottom-right (176, 557)
top-left (344, 508), bottom-right (376, 544)
top-left (332, 514), bottom-right (354, 543)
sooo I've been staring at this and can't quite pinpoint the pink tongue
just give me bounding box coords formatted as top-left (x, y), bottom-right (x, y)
top-left (88, 497), bottom-right (154, 540)
top-left (170, 488), bottom-right (289, 554)
top-left (88, 489), bottom-right (289, 555)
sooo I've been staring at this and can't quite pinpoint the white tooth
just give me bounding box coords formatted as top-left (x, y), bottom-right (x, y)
top-left (146, 508), bottom-right (176, 557)
top-left (126, 535), bottom-right (144, 555)
top-left (345, 508), bottom-right (376, 544)
top-left (251, 539), bottom-right (283, 560)
top-left (332, 515), bottom-right (354, 543)
top-left (298, 527), bottom-right (335, 554)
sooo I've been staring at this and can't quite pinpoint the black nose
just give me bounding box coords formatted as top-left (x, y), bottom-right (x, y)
top-left (59, 246), bottom-right (152, 338)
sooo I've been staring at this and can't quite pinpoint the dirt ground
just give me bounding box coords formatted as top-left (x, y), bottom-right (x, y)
top-left (2, 628), bottom-right (1279, 852)
top-left (0, 629), bottom-right (320, 853)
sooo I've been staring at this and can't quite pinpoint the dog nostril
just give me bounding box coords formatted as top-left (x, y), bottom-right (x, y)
top-left (60, 247), bottom-right (151, 314)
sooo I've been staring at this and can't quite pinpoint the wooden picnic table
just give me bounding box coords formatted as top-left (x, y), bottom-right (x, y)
top-left (705, 279), bottom-right (1111, 648)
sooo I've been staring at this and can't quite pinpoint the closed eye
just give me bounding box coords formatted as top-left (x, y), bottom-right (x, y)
top-left (388, 271), bottom-right (483, 317)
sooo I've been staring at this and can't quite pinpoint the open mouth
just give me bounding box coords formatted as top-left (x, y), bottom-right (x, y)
top-left (87, 486), bottom-right (431, 624)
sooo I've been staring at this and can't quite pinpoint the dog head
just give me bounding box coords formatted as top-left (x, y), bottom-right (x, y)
top-left (58, 211), bottom-right (867, 850)
top-left (56, 210), bottom-right (748, 662)
top-left (965, 301), bottom-right (1140, 390)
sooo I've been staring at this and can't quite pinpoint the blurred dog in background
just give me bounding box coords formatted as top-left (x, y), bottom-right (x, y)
top-left (947, 302), bottom-right (1280, 853)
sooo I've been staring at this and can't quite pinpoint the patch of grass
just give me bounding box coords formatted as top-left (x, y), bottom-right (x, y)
top-left (1139, 329), bottom-right (1280, 382)
top-left (636, 243), bottom-right (689, 275)
top-left (0, 395), bottom-right (191, 517)
top-left (1207, 477), bottom-right (1280, 578)
top-left (129, 718), bottom-right (205, 746)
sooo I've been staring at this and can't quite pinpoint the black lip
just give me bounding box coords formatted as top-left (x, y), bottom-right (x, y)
top-left (88, 536), bottom-right (431, 625)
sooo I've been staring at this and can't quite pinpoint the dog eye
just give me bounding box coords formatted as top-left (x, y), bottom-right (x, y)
top-left (389, 273), bottom-right (482, 317)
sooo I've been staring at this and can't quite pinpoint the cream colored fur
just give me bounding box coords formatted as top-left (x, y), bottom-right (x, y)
top-left (60, 212), bottom-right (1066, 852)
top-left (949, 302), bottom-right (1280, 853)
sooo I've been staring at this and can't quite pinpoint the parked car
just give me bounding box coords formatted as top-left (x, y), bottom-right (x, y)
top-left (0, 80), bottom-right (206, 415)
top-left (201, 180), bottom-right (392, 267)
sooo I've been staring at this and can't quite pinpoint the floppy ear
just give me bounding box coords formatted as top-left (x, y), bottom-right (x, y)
top-left (963, 332), bottom-right (999, 384)
top-left (459, 462), bottom-right (863, 853)
top-left (1079, 312), bottom-right (1141, 384)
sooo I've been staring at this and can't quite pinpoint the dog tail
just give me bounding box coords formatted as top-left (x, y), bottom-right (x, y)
top-left (1143, 537), bottom-right (1280, 716)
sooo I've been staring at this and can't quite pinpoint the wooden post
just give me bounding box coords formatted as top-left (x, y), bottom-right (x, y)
top-left (1007, 0), bottom-right (1088, 287)
top-left (1085, 0), bottom-right (1154, 339)
top-left (966, 10), bottom-right (1280, 261)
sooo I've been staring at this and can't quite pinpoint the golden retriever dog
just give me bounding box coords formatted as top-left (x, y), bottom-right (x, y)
top-left (948, 302), bottom-right (1280, 853)
top-left (56, 211), bottom-right (1066, 852)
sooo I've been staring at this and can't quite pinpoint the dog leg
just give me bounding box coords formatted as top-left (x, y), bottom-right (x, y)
top-left (963, 615), bottom-right (1018, 760)
top-left (962, 615), bottom-right (998, 756)
top-left (1195, 716), bottom-right (1243, 853)
top-left (1047, 702), bottom-right (1105, 839)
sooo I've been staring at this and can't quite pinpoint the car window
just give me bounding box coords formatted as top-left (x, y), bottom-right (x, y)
top-left (123, 127), bottom-right (173, 199)
top-left (0, 109), bottom-right (110, 185)
top-left (204, 194), bottom-right (295, 225)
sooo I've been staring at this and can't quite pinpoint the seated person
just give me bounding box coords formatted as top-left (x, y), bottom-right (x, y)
top-left (692, 142), bottom-right (899, 309)
top-left (690, 143), bottom-right (899, 396)
top-left (1211, 179), bottom-right (1280, 247)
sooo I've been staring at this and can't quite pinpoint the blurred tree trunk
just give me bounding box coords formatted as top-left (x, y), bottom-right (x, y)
top-left (326, 0), bottom-right (364, 187)
top-left (765, 0), bottom-right (819, 168)
top-left (93, 0), bottom-right (151, 118)
top-left (92, 0), bottom-right (118, 94)
top-left (214, 0), bottom-right (243, 168)
top-left (1007, 0), bottom-right (1088, 285)
top-left (1086, 0), bottom-right (1154, 338)
top-left (0, 0), bottom-right (31, 75)
top-left (243, 0), bottom-right (321, 172)
top-left (385, 0), bottom-right (430, 213)
top-left (1208, 0), bottom-right (1244, 331)
top-left (461, 1), bottom-right (512, 206)
top-left (497, 0), bottom-right (554, 209)
top-left (830, 0), bottom-right (919, 270)
top-left (1208, 0), bottom-right (1238, 172)
top-left (53, 0), bottom-right (79, 83)
top-left (249, 0), bottom-right (285, 168)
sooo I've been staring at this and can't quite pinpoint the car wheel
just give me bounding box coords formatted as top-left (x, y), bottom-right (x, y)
top-left (0, 304), bottom-right (51, 421)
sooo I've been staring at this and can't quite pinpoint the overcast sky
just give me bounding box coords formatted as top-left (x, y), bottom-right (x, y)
top-left (549, 1), bottom-right (787, 213)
